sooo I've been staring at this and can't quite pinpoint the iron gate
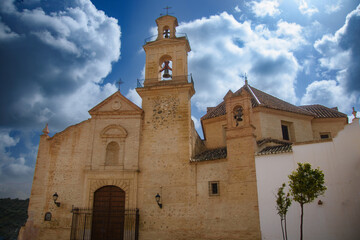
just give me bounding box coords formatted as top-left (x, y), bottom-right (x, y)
top-left (70, 208), bottom-right (139, 240)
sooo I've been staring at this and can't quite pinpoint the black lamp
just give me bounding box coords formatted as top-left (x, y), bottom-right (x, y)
top-left (53, 192), bottom-right (61, 207)
top-left (155, 193), bottom-right (162, 209)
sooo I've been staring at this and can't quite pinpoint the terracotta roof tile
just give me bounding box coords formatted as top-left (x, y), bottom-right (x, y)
top-left (248, 87), bottom-right (314, 116)
top-left (298, 105), bottom-right (347, 118)
top-left (201, 102), bottom-right (226, 120)
top-left (257, 138), bottom-right (291, 147)
top-left (191, 147), bottom-right (227, 162)
top-left (257, 145), bottom-right (292, 155)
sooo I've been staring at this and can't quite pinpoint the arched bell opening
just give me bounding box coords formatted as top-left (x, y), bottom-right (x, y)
top-left (233, 105), bottom-right (243, 127)
top-left (162, 26), bottom-right (171, 39)
top-left (159, 55), bottom-right (173, 80)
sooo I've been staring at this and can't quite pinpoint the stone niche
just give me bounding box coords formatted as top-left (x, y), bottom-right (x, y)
top-left (100, 124), bottom-right (127, 169)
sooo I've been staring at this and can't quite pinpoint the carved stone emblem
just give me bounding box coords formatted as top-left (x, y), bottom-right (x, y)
top-left (112, 100), bottom-right (122, 110)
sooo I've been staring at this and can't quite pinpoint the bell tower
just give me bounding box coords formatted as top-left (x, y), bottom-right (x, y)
top-left (143, 15), bottom-right (191, 85)
top-left (136, 15), bottom-right (196, 238)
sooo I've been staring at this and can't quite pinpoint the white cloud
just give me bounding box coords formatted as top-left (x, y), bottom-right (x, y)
top-left (191, 115), bottom-right (201, 131)
top-left (248, 0), bottom-right (280, 18)
top-left (308, 4), bottom-right (360, 113)
top-left (300, 79), bottom-right (356, 112)
top-left (325, 1), bottom-right (342, 14)
top-left (301, 58), bottom-right (313, 75)
top-left (125, 88), bottom-right (142, 108)
top-left (0, 18), bottom-right (19, 40)
top-left (0, 0), bottom-right (16, 13)
top-left (54, 82), bottom-right (117, 129)
top-left (0, 129), bottom-right (34, 198)
top-left (178, 12), bottom-right (306, 110)
top-left (234, 5), bottom-right (241, 13)
top-left (0, 0), bottom-right (121, 131)
top-left (0, 130), bottom-right (19, 148)
top-left (297, 0), bottom-right (318, 16)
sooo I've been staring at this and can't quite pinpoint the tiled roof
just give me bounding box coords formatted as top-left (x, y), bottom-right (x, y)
top-left (298, 105), bottom-right (347, 118)
top-left (201, 102), bottom-right (226, 120)
top-left (191, 147), bottom-right (227, 162)
top-left (201, 85), bottom-right (314, 120)
top-left (257, 145), bottom-right (292, 155)
top-left (248, 87), bottom-right (313, 116)
top-left (257, 138), bottom-right (291, 147)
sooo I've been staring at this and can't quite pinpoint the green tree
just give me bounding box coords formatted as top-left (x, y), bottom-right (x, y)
top-left (276, 183), bottom-right (291, 240)
top-left (288, 163), bottom-right (327, 240)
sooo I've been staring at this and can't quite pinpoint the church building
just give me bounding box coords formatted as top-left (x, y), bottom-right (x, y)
top-left (19, 14), bottom-right (360, 240)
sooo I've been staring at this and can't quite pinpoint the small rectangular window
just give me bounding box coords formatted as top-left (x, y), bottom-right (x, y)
top-left (282, 124), bottom-right (290, 140)
top-left (320, 133), bottom-right (331, 139)
top-left (209, 181), bottom-right (220, 196)
top-left (281, 121), bottom-right (295, 141)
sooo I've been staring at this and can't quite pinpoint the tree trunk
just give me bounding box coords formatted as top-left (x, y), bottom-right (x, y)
top-left (281, 219), bottom-right (285, 240)
top-left (300, 203), bottom-right (304, 240)
top-left (284, 215), bottom-right (288, 240)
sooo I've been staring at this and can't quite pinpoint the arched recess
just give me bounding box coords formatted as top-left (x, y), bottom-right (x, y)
top-left (101, 125), bottom-right (127, 167)
top-left (105, 141), bottom-right (119, 166)
top-left (91, 185), bottom-right (125, 240)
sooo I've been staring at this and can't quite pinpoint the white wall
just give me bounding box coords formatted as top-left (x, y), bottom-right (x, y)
top-left (256, 118), bottom-right (360, 240)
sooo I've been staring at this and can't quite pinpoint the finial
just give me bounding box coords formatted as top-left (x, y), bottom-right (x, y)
top-left (42, 123), bottom-right (49, 135)
top-left (116, 78), bottom-right (123, 92)
top-left (352, 107), bottom-right (357, 119)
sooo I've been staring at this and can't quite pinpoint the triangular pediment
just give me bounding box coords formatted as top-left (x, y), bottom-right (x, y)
top-left (89, 91), bottom-right (142, 116)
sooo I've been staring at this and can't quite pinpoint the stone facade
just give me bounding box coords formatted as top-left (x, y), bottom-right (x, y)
top-left (19, 14), bottom-right (350, 240)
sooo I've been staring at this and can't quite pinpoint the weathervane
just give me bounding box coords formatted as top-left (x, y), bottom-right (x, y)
top-left (116, 78), bottom-right (124, 92)
top-left (241, 73), bottom-right (248, 85)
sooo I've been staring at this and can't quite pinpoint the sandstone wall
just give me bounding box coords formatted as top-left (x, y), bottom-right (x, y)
top-left (255, 109), bottom-right (313, 142)
top-left (19, 93), bottom-right (143, 240)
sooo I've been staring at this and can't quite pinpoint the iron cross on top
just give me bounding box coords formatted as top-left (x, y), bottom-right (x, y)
top-left (116, 79), bottom-right (123, 92)
top-left (163, 6), bottom-right (172, 15)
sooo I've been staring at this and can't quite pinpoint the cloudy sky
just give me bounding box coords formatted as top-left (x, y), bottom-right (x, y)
top-left (0, 0), bottom-right (359, 198)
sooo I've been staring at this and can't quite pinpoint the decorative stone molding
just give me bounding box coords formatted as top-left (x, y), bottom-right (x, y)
top-left (112, 100), bottom-right (122, 110)
top-left (100, 124), bottom-right (128, 138)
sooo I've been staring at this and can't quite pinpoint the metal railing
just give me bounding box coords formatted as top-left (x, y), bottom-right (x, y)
top-left (137, 73), bottom-right (194, 88)
top-left (144, 33), bottom-right (189, 44)
top-left (70, 208), bottom-right (139, 240)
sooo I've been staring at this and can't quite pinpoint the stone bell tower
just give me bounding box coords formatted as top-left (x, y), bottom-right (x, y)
top-left (223, 84), bottom-right (262, 239)
top-left (136, 15), bottom-right (196, 239)
top-left (143, 15), bottom-right (191, 85)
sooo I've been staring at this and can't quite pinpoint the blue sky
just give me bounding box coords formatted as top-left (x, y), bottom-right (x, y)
top-left (0, 0), bottom-right (359, 198)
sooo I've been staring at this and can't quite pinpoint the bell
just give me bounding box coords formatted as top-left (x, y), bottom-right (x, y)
top-left (162, 69), bottom-right (171, 78)
top-left (164, 29), bottom-right (170, 38)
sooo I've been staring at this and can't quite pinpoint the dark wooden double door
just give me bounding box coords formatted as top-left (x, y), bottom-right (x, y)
top-left (91, 186), bottom-right (125, 240)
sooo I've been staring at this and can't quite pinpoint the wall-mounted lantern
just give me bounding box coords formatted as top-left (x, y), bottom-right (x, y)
top-left (155, 193), bottom-right (162, 209)
top-left (53, 192), bottom-right (61, 207)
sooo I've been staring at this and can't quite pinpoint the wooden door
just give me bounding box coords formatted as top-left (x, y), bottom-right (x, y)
top-left (91, 185), bottom-right (125, 240)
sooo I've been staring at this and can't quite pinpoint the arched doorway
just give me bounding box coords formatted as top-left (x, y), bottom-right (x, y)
top-left (91, 185), bottom-right (125, 240)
